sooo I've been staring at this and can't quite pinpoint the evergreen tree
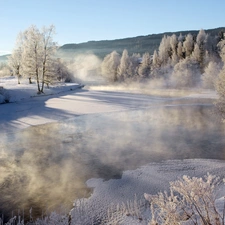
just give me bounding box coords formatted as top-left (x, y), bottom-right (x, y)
top-left (170, 34), bottom-right (178, 55)
top-left (215, 38), bottom-right (225, 119)
top-left (202, 61), bottom-right (221, 89)
top-left (138, 52), bottom-right (151, 78)
top-left (183, 33), bottom-right (194, 57)
top-left (195, 29), bottom-right (208, 72)
top-left (101, 51), bottom-right (120, 82)
top-left (158, 35), bottom-right (171, 66)
top-left (177, 41), bottom-right (184, 60)
top-left (128, 53), bottom-right (140, 80)
top-left (117, 49), bottom-right (130, 81)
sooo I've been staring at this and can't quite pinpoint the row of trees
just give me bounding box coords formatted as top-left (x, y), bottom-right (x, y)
top-left (5, 26), bottom-right (225, 118)
top-left (6, 27), bottom-right (224, 94)
top-left (100, 29), bottom-right (224, 89)
top-left (8, 25), bottom-right (72, 94)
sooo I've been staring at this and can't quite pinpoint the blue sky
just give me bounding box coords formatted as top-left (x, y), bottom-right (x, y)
top-left (0, 0), bottom-right (225, 56)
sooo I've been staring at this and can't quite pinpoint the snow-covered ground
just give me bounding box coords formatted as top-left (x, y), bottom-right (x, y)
top-left (0, 76), bottom-right (217, 134)
top-left (75, 159), bottom-right (225, 224)
top-left (0, 76), bottom-right (83, 102)
top-left (0, 76), bottom-right (224, 224)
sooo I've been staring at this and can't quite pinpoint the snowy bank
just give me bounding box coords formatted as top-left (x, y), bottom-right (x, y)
top-left (70, 159), bottom-right (225, 224)
top-left (0, 76), bottom-right (82, 103)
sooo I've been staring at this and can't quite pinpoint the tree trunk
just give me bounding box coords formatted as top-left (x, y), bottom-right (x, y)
top-left (36, 68), bottom-right (41, 94)
top-left (16, 65), bottom-right (20, 84)
top-left (41, 49), bottom-right (47, 93)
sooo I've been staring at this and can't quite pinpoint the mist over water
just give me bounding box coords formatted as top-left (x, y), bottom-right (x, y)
top-left (0, 104), bottom-right (225, 221)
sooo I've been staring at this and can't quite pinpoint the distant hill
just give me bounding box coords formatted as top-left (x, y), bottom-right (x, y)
top-left (0, 54), bottom-right (10, 63)
top-left (58, 27), bottom-right (225, 59)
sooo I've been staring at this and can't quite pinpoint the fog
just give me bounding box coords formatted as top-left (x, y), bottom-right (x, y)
top-left (0, 104), bottom-right (225, 221)
top-left (67, 54), bottom-right (104, 85)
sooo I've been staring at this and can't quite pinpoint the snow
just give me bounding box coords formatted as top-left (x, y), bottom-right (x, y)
top-left (0, 76), bottom-right (81, 102)
top-left (0, 76), bottom-right (218, 135)
top-left (71, 159), bottom-right (225, 224)
top-left (0, 76), bottom-right (224, 224)
top-left (185, 89), bottom-right (218, 99)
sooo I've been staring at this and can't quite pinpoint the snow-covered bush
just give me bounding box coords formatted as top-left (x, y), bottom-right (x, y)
top-left (34, 212), bottom-right (69, 225)
top-left (144, 173), bottom-right (224, 225)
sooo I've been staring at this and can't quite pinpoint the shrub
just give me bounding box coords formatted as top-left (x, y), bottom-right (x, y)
top-left (144, 174), bottom-right (224, 225)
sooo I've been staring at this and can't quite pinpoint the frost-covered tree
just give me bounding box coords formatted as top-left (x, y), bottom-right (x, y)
top-left (8, 32), bottom-right (25, 84)
top-left (177, 41), bottom-right (184, 60)
top-left (215, 38), bottom-right (225, 120)
top-left (183, 34), bottom-right (194, 57)
top-left (178, 33), bottom-right (184, 42)
top-left (170, 34), bottom-right (178, 55)
top-left (192, 43), bottom-right (202, 62)
top-left (55, 58), bottom-right (73, 82)
top-left (8, 49), bottom-right (22, 84)
top-left (128, 53), bottom-right (140, 79)
top-left (170, 57), bottom-right (200, 88)
top-left (196, 29), bottom-right (208, 47)
top-left (117, 49), bottom-right (130, 81)
top-left (0, 62), bottom-right (10, 77)
top-left (39, 25), bottom-right (57, 92)
top-left (151, 50), bottom-right (161, 78)
top-left (21, 25), bottom-right (42, 87)
top-left (195, 29), bottom-right (208, 72)
top-left (101, 51), bottom-right (120, 82)
top-left (171, 51), bottom-right (179, 66)
top-left (202, 61), bottom-right (222, 89)
top-left (206, 34), bottom-right (218, 56)
top-left (138, 52), bottom-right (151, 78)
top-left (13, 25), bottom-right (57, 93)
top-left (158, 35), bottom-right (171, 66)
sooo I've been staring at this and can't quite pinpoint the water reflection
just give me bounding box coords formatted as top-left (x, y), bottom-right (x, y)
top-left (0, 105), bottom-right (225, 221)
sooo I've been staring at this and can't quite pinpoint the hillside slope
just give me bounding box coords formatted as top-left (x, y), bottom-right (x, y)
top-left (58, 27), bottom-right (225, 59)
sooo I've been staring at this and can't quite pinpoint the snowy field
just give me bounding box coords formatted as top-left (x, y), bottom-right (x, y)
top-left (0, 76), bottom-right (225, 224)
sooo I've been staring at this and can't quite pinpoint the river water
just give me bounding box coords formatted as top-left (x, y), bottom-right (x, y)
top-left (0, 104), bottom-right (225, 221)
